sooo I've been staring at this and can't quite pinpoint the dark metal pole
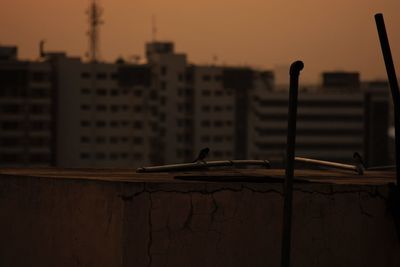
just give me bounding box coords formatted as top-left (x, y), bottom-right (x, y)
top-left (375, 13), bottom-right (400, 187)
top-left (281, 61), bottom-right (304, 267)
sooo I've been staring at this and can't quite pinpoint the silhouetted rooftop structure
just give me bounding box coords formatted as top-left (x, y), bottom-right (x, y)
top-left (322, 71), bottom-right (360, 89)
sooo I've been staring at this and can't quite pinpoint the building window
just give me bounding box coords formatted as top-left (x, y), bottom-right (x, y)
top-left (203, 75), bottom-right (211, 81)
top-left (0, 137), bottom-right (20, 147)
top-left (215, 90), bottom-right (223, 96)
top-left (177, 119), bottom-right (184, 127)
top-left (96, 73), bottom-right (107, 80)
top-left (133, 137), bottom-right (143, 144)
top-left (133, 153), bottom-right (143, 160)
top-left (96, 121), bottom-right (106, 127)
top-left (111, 73), bottom-right (118, 80)
top-left (134, 90), bottom-right (142, 97)
top-left (80, 153), bottom-right (90, 159)
top-left (161, 66), bottom-right (167, 75)
top-left (201, 135), bottom-right (210, 142)
top-left (214, 121), bottom-right (223, 127)
top-left (110, 121), bottom-right (119, 127)
top-left (201, 120), bottom-right (210, 127)
top-left (161, 81), bottom-right (167, 90)
top-left (29, 153), bottom-right (50, 163)
top-left (96, 136), bottom-right (106, 143)
top-left (81, 88), bottom-right (91, 95)
top-left (81, 121), bottom-right (90, 127)
top-left (159, 113), bottom-right (166, 122)
top-left (31, 72), bottom-right (49, 82)
top-left (133, 121), bottom-right (143, 129)
top-left (30, 121), bottom-right (51, 131)
top-left (81, 72), bottom-right (90, 79)
top-left (30, 105), bottom-right (51, 114)
top-left (111, 89), bottom-right (119, 96)
top-left (96, 105), bottom-right (107, 111)
top-left (1, 121), bottom-right (19, 130)
top-left (111, 105), bottom-right (120, 112)
top-left (133, 105), bottom-right (142, 112)
top-left (81, 104), bottom-right (90, 111)
top-left (185, 88), bottom-right (193, 96)
top-left (213, 151), bottom-right (223, 157)
top-left (202, 90), bottom-right (211, 96)
top-left (96, 152), bottom-right (106, 159)
top-left (81, 136), bottom-right (90, 143)
top-left (96, 89), bottom-right (107, 96)
top-left (110, 153), bottom-right (119, 160)
top-left (30, 88), bottom-right (50, 98)
top-left (0, 104), bottom-right (20, 114)
top-left (110, 137), bottom-right (119, 144)
top-left (214, 136), bottom-right (224, 142)
top-left (0, 153), bottom-right (20, 162)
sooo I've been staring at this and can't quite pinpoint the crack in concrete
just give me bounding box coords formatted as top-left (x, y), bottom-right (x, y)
top-left (147, 192), bottom-right (153, 267)
top-left (294, 186), bottom-right (387, 201)
top-left (118, 182), bottom-right (389, 264)
top-left (358, 192), bottom-right (374, 218)
top-left (182, 193), bottom-right (194, 232)
top-left (210, 193), bottom-right (218, 223)
top-left (119, 183), bottom-right (283, 201)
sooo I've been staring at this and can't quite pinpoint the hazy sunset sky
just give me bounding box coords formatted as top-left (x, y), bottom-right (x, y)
top-left (0, 0), bottom-right (399, 83)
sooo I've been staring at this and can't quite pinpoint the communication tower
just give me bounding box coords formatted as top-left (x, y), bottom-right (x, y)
top-left (87, 0), bottom-right (104, 62)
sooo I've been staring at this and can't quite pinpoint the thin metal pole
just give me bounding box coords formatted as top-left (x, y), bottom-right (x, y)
top-left (375, 13), bottom-right (400, 187)
top-left (281, 61), bottom-right (304, 267)
top-left (295, 157), bottom-right (362, 174)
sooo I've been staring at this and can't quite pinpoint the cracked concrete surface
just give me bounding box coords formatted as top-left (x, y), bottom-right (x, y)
top-left (0, 174), bottom-right (399, 267)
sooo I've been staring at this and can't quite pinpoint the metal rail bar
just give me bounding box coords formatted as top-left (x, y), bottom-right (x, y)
top-left (375, 13), bottom-right (400, 186)
top-left (281, 60), bottom-right (304, 267)
top-left (295, 156), bottom-right (363, 174)
top-left (136, 159), bottom-right (270, 173)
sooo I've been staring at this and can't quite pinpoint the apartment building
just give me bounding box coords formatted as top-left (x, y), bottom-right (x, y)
top-left (0, 43), bottom-right (390, 168)
top-left (249, 72), bottom-right (389, 166)
top-left (145, 42), bottom-right (274, 164)
top-left (0, 46), bottom-right (53, 167)
top-left (47, 53), bottom-right (151, 168)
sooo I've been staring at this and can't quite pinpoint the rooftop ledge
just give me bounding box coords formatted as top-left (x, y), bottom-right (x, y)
top-left (0, 168), bottom-right (395, 186)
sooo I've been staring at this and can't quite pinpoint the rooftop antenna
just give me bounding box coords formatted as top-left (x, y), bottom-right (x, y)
top-left (152, 15), bottom-right (157, 42)
top-left (87, 0), bottom-right (104, 62)
top-left (39, 40), bottom-right (46, 58)
top-left (212, 54), bottom-right (218, 65)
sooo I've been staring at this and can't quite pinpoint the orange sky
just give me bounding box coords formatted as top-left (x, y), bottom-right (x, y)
top-left (0, 0), bottom-right (399, 83)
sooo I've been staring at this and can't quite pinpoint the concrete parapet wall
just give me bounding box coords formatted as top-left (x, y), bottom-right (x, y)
top-left (0, 174), bottom-right (399, 266)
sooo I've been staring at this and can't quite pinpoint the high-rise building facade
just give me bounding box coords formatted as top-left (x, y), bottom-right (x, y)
top-left (0, 43), bottom-right (390, 168)
top-left (0, 46), bottom-right (53, 167)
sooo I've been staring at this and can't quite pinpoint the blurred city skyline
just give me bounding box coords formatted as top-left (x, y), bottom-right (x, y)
top-left (0, 0), bottom-right (399, 83)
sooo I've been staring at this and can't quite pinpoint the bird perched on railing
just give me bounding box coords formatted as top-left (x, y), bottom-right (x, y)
top-left (353, 152), bottom-right (366, 175)
top-left (193, 147), bottom-right (210, 163)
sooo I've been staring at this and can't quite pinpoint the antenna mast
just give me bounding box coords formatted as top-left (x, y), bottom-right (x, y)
top-left (152, 15), bottom-right (157, 42)
top-left (87, 0), bottom-right (104, 62)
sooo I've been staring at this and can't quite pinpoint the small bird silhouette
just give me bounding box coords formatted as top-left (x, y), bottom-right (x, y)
top-left (193, 147), bottom-right (210, 163)
top-left (353, 152), bottom-right (365, 166)
top-left (353, 152), bottom-right (366, 174)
